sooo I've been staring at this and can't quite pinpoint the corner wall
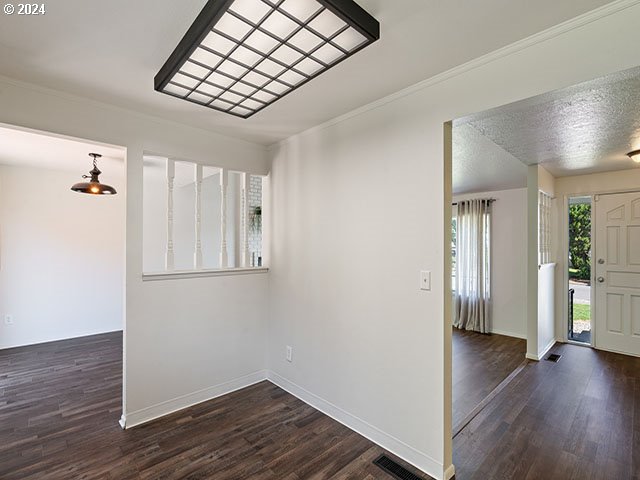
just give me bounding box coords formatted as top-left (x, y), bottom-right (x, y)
top-left (268, 4), bottom-right (640, 478)
top-left (536, 165), bottom-right (557, 360)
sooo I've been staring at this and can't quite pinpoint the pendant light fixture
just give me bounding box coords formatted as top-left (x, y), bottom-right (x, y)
top-left (71, 153), bottom-right (117, 195)
top-left (154, 0), bottom-right (380, 118)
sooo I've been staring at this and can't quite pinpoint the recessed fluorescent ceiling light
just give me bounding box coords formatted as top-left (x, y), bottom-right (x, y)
top-left (154, 0), bottom-right (380, 119)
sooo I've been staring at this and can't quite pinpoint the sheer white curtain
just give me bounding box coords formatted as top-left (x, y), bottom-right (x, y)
top-left (453, 199), bottom-right (491, 333)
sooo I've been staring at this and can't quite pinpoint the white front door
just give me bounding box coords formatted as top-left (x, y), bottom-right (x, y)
top-left (594, 191), bottom-right (640, 356)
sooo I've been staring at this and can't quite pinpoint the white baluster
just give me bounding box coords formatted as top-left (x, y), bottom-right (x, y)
top-left (194, 164), bottom-right (203, 269)
top-left (165, 158), bottom-right (175, 271)
top-left (220, 169), bottom-right (228, 268)
top-left (241, 173), bottom-right (250, 268)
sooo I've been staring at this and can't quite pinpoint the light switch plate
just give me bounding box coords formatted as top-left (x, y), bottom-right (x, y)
top-left (420, 271), bottom-right (431, 291)
top-left (286, 346), bottom-right (293, 362)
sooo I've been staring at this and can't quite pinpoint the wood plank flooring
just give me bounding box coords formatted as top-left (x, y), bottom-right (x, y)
top-left (454, 342), bottom-right (640, 479)
top-left (452, 328), bottom-right (526, 429)
top-left (0, 332), bottom-right (430, 480)
top-left (4, 330), bottom-right (637, 479)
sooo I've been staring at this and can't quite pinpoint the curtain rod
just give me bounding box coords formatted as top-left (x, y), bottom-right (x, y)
top-left (451, 198), bottom-right (496, 206)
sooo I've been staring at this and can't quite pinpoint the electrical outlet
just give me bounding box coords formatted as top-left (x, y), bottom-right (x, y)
top-left (4, 314), bottom-right (14, 325)
top-left (286, 345), bottom-right (293, 362)
top-left (420, 271), bottom-right (431, 291)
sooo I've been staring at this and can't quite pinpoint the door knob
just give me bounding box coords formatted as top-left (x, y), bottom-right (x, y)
top-left (597, 276), bottom-right (605, 283)
top-left (598, 258), bottom-right (605, 264)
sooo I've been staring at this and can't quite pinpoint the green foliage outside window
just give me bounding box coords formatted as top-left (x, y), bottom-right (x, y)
top-left (568, 203), bottom-right (591, 281)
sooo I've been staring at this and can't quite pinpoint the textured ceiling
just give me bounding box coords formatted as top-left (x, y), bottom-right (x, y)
top-left (459, 66), bottom-right (640, 177)
top-left (0, 0), bottom-right (613, 145)
top-left (452, 123), bottom-right (527, 194)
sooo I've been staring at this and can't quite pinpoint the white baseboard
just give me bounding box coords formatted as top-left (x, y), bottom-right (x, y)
top-left (266, 370), bottom-right (448, 480)
top-left (526, 339), bottom-right (557, 361)
top-left (444, 464), bottom-right (456, 480)
top-left (0, 328), bottom-right (123, 351)
top-left (490, 328), bottom-right (527, 340)
top-left (121, 370), bottom-right (267, 429)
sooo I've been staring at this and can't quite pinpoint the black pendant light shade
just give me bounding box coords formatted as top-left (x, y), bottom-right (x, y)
top-left (71, 153), bottom-right (117, 195)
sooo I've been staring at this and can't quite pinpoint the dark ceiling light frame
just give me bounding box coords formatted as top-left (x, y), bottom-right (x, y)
top-left (71, 153), bottom-right (117, 195)
top-left (154, 0), bottom-right (380, 119)
top-left (627, 149), bottom-right (640, 163)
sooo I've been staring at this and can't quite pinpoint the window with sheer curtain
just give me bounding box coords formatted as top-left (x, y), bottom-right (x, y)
top-left (453, 199), bottom-right (492, 333)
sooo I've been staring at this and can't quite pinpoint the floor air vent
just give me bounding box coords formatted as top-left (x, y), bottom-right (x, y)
top-left (373, 455), bottom-right (425, 480)
top-left (546, 353), bottom-right (562, 362)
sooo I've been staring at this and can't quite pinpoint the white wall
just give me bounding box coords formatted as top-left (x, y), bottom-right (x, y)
top-left (268, 4), bottom-right (640, 479)
top-left (534, 165), bottom-right (557, 360)
top-left (526, 165), bottom-right (540, 359)
top-left (126, 273), bottom-right (267, 422)
top-left (0, 164), bottom-right (124, 349)
top-left (525, 164), bottom-right (559, 361)
top-left (553, 168), bottom-right (640, 342)
top-left (538, 164), bottom-right (556, 197)
top-left (453, 188), bottom-right (528, 338)
top-left (537, 263), bottom-right (556, 357)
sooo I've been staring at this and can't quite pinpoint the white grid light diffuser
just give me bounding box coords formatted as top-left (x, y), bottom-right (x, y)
top-left (154, 0), bottom-right (380, 118)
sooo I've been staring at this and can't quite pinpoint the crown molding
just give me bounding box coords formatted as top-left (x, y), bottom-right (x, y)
top-left (269, 0), bottom-right (640, 151)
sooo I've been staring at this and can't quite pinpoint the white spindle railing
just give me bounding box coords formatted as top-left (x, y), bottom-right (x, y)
top-left (241, 173), bottom-right (250, 268)
top-left (194, 163), bottom-right (203, 269)
top-left (155, 161), bottom-right (261, 273)
top-left (165, 158), bottom-right (175, 271)
top-left (219, 169), bottom-right (228, 268)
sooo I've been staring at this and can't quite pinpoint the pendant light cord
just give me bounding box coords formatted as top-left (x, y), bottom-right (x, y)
top-left (90, 153), bottom-right (100, 169)
top-left (82, 153), bottom-right (102, 179)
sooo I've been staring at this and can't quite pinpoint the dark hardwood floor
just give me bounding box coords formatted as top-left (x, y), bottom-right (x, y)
top-left (454, 342), bottom-right (640, 479)
top-left (4, 331), bottom-right (637, 479)
top-left (0, 332), bottom-right (430, 480)
top-left (452, 328), bottom-right (526, 430)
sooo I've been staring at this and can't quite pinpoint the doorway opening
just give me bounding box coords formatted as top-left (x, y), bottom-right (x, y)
top-left (568, 196), bottom-right (592, 345)
top-left (447, 64), bottom-right (640, 480)
top-left (449, 122), bottom-right (528, 435)
top-left (0, 123), bottom-right (126, 435)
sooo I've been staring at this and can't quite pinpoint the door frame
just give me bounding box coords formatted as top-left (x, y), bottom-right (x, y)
top-left (561, 187), bottom-right (640, 348)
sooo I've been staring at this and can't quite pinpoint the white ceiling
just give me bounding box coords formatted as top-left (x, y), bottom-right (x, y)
top-left (453, 65), bottom-right (640, 190)
top-left (0, 125), bottom-right (125, 176)
top-left (0, 0), bottom-right (613, 145)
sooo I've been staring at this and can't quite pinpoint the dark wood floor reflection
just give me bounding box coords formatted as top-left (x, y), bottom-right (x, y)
top-left (0, 332), bottom-right (430, 480)
top-left (453, 328), bottom-right (526, 429)
top-left (454, 342), bottom-right (640, 479)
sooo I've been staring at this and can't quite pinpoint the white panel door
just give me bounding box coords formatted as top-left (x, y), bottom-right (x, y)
top-left (594, 191), bottom-right (640, 356)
